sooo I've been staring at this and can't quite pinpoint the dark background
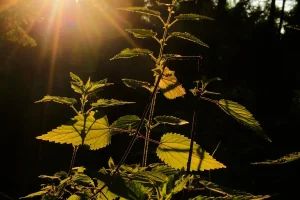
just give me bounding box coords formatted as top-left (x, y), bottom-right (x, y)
top-left (1, 0), bottom-right (300, 199)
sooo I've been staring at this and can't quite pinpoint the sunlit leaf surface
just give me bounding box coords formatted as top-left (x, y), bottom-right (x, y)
top-left (168, 32), bottom-right (208, 47)
top-left (111, 48), bottom-right (153, 60)
top-left (36, 111), bottom-right (110, 150)
top-left (217, 99), bottom-right (272, 142)
top-left (157, 133), bottom-right (226, 171)
top-left (251, 152), bottom-right (300, 165)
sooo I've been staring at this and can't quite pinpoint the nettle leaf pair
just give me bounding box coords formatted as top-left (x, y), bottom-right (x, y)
top-left (35, 73), bottom-right (225, 171)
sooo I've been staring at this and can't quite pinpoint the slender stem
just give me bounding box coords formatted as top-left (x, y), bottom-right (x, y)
top-left (142, 93), bottom-right (157, 166)
top-left (137, 134), bottom-right (161, 145)
top-left (70, 105), bottom-right (79, 115)
top-left (199, 96), bottom-right (218, 104)
top-left (187, 110), bottom-right (197, 173)
top-left (168, 19), bottom-right (178, 29)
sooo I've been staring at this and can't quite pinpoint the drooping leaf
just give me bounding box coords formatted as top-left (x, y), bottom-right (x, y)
top-left (130, 171), bottom-right (168, 184)
top-left (196, 180), bottom-right (271, 200)
top-left (217, 99), bottom-right (272, 142)
top-left (84, 79), bottom-right (114, 94)
top-left (35, 95), bottom-right (77, 106)
top-left (38, 175), bottom-right (60, 180)
top-left (70, 72), bottom-right (84, 94)
top-left (154, 116), bottom-right (189, 125)
top-left (110, 115), bottom-right (147, 135)
top-left (36, 111), bottom-right (111, 150)
top-left (20, 190), bottom-right (48, 199)
top-left (111, 48), bottom-right (153, 60)
top-left (157, 133), bottom-right (226, 171)
top-left (150, 165), bottom-right (179, 176)
top-left (91, 99), bottom-right (135, 108)
top-left (118, 7), bottom-right (161, 18)
top-left (168, 32), bottom-right (208, 47)
top-left (122, 79), bottom-right (153, 92)
top-left (126, 29), bottom-right (157, 39)
top-left (175, 13), bottom-right (213, 21)
top-left (251, 152), bottom-right (300, 165)
top-left (155, 67), bottom-right (186, 99)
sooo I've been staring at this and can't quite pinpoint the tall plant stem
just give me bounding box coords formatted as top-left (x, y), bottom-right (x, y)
top-left (186, 110), bottom-right (197, 173)
top-left (141, 2), bottom-right (175, 167)
top-left (142, 93), bottom-right (157, 167)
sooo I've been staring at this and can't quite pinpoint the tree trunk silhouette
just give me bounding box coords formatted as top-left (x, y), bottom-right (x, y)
top-left (268, 0), bottom-right (277, 37)
top-left (278, 0), bottom-right (286, 36)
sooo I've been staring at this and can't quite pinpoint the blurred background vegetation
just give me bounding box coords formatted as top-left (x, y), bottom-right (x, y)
top-left (0, 0), bottom-right (299, 199)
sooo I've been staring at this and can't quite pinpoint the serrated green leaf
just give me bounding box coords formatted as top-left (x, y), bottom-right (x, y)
top-left (196, 180), bottom-right (271, 200)
top-left (72, 166), bottom-right (86, 173)
top-left (36, 111), bottom-right (111, 150)
top-left (151, 165), bottom-right (179, 176)
top-left (35, 95), bottom-right (77, 106)
top-left (72, 174), bottom-right (95, 187)
top-left (122, 79), bottom-right (153, 92)
top-left (85, 79), bottom-right (114, 94)
top-left (125, 182), bottom-right (148, 200)
top-left (154, 116), bottom-right (189, 125)
top-left (157, 133), bottom-right (226, 171)
top-left (217, 99), bottom-right (272, 142)
top-left (38, 175), bottom-right (60, 180)
top-left (251, 152), bottom-right (300, 165)
top-left (91, 99), bottom-right (135, 108)
top-left (110, 115), bottom-right (147, 135)
top-left (20, 190), bottom-right (48, 199)
top-left (175, 14), bottom-right (213, 21)
top-left (166, 174), bottom-right (193, 198)
top-left (111, 48), bottom-right (153, 60)
top-left (168, 32), bottom-right (208, 47)
top-left (118, 7), bottom-right (161, 17)
top-left (70, 72), bottom-right (84, 94)
top-left (126, 29), bottom-right (157, 39)
top-left (155, 67), bottom-right (186, 99)
top-left (96, 180), bottom-right (122, 200)
top-left (108, 157), bottom-right (115, 169)
top-left (131, 171), bottom-right (168, 184)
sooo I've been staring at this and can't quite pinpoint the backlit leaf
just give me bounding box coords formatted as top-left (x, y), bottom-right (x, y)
top-left (110, 115), bottom-right (146, 135)
top-left (36, 111), bottom-right (110, 150)
top-left (91, 99), bottom-right (135, 108)
top-left (217, 99), bottom-right (272, 142)
top-left (154, 116), bottom-right (189, 125)
top-left (70, 72), bottom-right (84, 94)
top-left (85, 79), bottom-right (113, 94)
top-left (111, 48), bottom-right (153, 60)
top-left (67, 195), bottom-right (82, 200)
top-left (20, 190), bottom-right (48, 199)
top-left (35, 95), bottom-right (77, 106)
top-left (166, 174), bottom-right (193, 198)
top-left (157, 133), bottom-right (226, 171)
top-left (155, 67), bottom-right (186, 99)
top-left (118, 7), bottom-right (161, 17)
top-left (191, 195), bottom-right (271, 200)
top-left (168, 32), bottom-right (208, 47)
top-left (72, 174), bottom-right (95, 187)
top-left (175, 14), bottom-right (213, 21)
top-left (126, 29), bottom-right (157, 39)
top-left (122, 79), bottom-right (153, 92)
top-left (251, 152), bottom-right (300, 165)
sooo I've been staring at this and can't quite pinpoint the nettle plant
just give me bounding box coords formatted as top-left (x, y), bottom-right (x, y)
top-left (22, 0), bottom-right (273, 199)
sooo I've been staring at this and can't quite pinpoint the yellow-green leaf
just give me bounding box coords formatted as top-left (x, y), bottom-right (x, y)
top-left (126, 29), bottom-right (157, 39)
top-left (85, 79), bottom-right (113, 94)
top-left (70, 72), bottom-right (84, 94)
top-left (35, 95), bottom-right (77, 106)
top-left (217, 99), bottom-right (272, 142)
top-left (36, 111), bottom-right (110, 150)
top-left (110, 115), bottom-right (146, 135)
top-left (251, 152), bottom-right (300, 165)
top-left (156, 133), bottom-right (226, 171)
top-left (156, 67), bottom-right (186, 99)
top-left (154, 116), bottom-right (189, 125)
top-left (168, 32), bottom-right (208, 48)
top-left (118, 7), bottom-right (161, 17)
top-left (175, 14), bottom-right (213, 21)
top-left (122, 79), bottom-right (153, 92)
top-left (111, 48), bottom-right (153, 60)
top-left (91, 99), bottom-right (135, 108)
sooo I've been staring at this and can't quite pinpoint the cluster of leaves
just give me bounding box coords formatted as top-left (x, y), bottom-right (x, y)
top-left (23, 0), bottom-right (275, 199)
